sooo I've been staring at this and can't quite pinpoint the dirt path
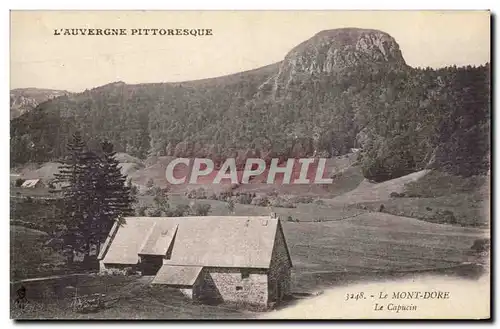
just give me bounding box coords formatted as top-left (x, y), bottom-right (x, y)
top-left (11, 272), bottom-right (92, 285)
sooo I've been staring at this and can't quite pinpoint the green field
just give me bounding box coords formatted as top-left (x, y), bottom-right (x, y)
top-left (10, 164), bottom-right (490, 319)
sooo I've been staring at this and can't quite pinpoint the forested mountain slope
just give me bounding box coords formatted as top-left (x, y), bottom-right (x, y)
top-left (10, 28), bottom-right (490, 181)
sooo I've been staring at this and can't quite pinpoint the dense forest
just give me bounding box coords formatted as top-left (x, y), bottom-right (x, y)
top-left (10, 29), bottom-right (490, 182)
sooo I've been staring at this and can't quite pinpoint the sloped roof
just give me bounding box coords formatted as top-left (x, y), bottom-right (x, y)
top-left (152, 265), bottom-right (203, 286)
top-left (102, 219), bottom-right (153, 264)
top-left (101, 216), bottom-right (284, 268)
top-left (21, 179), bottom-right (40, 188)
top-left (139, 223), bottom-right (178, 255)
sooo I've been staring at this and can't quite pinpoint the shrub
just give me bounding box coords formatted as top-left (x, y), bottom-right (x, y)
top-left (287, 216), bottom-right (294, 222)
top-left (208, 193), bottom-right (218, 200)
top-left (145, 208), bottom-right (162, 217)
top-left (146, 179), bottom-right (154, 188)
top-left (191, 203), bottom-right (211, 216)
top-left (471, 238), bottom-right (490, 252)
top-left (314, 199), bottom-right (325, 206)
top-left (441, 210), bottom-right (457, 224)
top-left (270, 197), bottom-right (296, 208)
top-left (251, 195), bottom-right (270, 207)
top-left (135, 206), bottom-right (148, 216)
top-left (217, 191), bottom-right (233, 202)
top-left (15, 178), bottom-right (25, 187)
top-left (226, 199), bottom-right (235, 213)
top-left (236, 193), bottom-right (253, 205)
top-left (432, 209), bottom-right (457, 224)
top-left (186, 187), bottom-right (207, 199)
top-left (129, 185), bottom-right (139, 197)
top-left (171, 204), bottom-right (190, 217)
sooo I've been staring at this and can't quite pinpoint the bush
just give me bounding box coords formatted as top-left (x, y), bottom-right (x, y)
top-left (191, 203), bottom-right (211, 216)
top-left (314, 199), bottom-right (325, 206)
top-left (168, 204), bottom-right (191, 217)
top-left (236, 193), bottom-right (253, 205)
top-left (186, 187), bottom-right (207, 199)
top-left (226, 199), bottom-right (235, 213)
top-left (145, 208), bottom-right (162, 217)
top-left (129, 185), bottom-right (139, 197)
top-left (441, 210), bottom-right (457, 224)
top-left (15, 178), bottom-right (25, 187)
top-left (251, 195), bottom-right (270, 207)
top-left (269, 197), bottom-right (296, 208)
top-left (433, 209), bottom-right (457, 224)
top-left (217, 191), bottom-right (233, 202)
top-left (135, 206), bottom-right (148, 216)
top-left (471, 238), bottom-right (490, 252)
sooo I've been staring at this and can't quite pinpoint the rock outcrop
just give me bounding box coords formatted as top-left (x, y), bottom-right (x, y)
top-left (10, 88), bottom-right (69, 119)
top-left (261, 28), bottom-right (407, 97)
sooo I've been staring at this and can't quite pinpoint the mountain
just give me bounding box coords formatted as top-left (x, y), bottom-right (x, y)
top-left (10, 88), bottom-right (70, 120)
top-left (10, 28), bottom-right (490, 181)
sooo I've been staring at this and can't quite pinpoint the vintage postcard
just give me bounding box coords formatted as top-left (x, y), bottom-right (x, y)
top-left (9, 10), bottom-right (491, 320)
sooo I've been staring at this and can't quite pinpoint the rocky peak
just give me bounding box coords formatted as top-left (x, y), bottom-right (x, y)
top-left (262, 28), bottom-right (406, 97)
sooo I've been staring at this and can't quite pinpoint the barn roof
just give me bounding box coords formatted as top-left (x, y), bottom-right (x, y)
top-left (152, 265), bottom-right (203, 286)
top-left (139, 222), bottom-right (178, 256)
top-left (21, 179), bottom-right (40, 188)
top-left (100, 216), bottom-right (289, 269)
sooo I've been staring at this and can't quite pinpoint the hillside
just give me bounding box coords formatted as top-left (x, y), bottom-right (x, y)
top-left (10, 88), bottom-right (69, 119)
top-left (10, 28), bottom-right (490, 182)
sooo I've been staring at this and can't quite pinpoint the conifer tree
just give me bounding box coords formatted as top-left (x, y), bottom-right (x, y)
top-left (54, 132), bottom-right (102, 264)
top-left (96, 141), bottom-right (134, 243)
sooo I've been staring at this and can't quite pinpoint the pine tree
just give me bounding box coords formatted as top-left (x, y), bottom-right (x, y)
top-left (53, 133), bottom-right (137, 268)
top-left (53, 132), bottom-right (102, 265)
top-left (97, 141), bottom-right (134, 243)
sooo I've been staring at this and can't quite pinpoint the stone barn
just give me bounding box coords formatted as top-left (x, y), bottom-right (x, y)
top-left (98, 215), bottom-right (293, 308)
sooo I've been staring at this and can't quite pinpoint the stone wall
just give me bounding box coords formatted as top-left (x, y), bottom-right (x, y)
top-left (200, 267), bottom-right (268, 307)
top-left (99, 262), bottom-right (139, 275)
top-left (268, 222), bottom-right (292, 304)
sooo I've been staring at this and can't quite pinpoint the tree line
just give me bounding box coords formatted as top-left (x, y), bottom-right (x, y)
top-left (10, 62), bottom-right (490, 182)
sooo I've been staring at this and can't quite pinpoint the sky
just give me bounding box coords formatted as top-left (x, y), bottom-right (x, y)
top-left (10, 10), bottom-right (491, 92)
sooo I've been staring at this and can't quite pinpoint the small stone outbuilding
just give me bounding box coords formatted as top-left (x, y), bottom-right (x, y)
top-left (98, 215), bottom-right (293, 308)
